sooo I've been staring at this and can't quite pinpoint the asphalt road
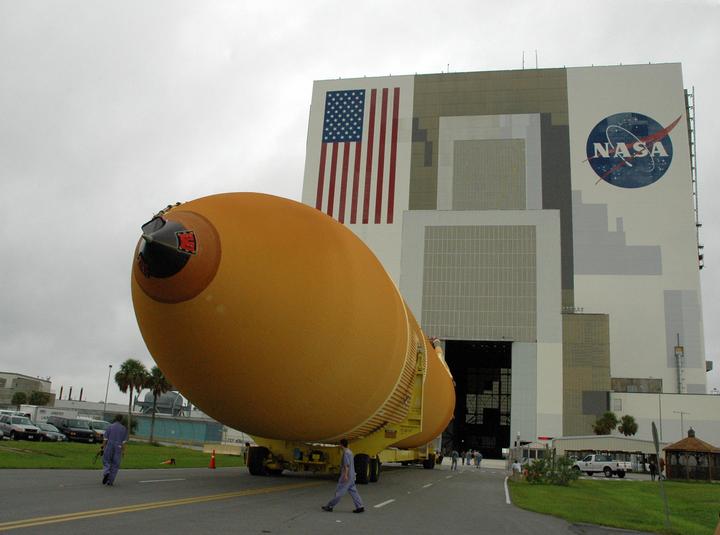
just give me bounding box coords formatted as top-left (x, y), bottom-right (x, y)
top-left (0, 461), bottom-right (655, 534)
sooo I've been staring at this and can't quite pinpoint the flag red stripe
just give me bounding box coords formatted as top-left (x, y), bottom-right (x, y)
top-left (374, 88), bottom-right (389, 224)
top-left (387, 87), bottom-right (400, 224)
top-left (338, 142), bottom-right (350, 223)
top-left (350, 142), bottom-right (362, 224)
top-left (327, 143), bottom-right (339, 217)
top-left (362, 89), bottom-right (377, 224)
top-left (315, 143), bottom-right (327, 210)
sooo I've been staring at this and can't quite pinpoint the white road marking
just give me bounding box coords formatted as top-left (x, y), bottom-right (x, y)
top-left (374, 499), bottom-right (395, 508)
top-left (422, 483), bottom-right (433, 488)
top-left (503, 476), bottom-right (511, 505)
top-left (445, 475), bottom-right (453, 479)
top-left (139, 478), bottom-right (187, 484)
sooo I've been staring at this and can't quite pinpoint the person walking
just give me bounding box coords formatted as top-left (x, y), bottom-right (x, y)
top-left (102, 414), bottom-right (128, 486)
top-left (475, 451), bottom-right (483, 469)
top-left (451, 450), bottom-right (459, 471)
top-left (659, 457), bottom-right (666, 480)
top-left (465, 450), bottom-right (472, 467)
top-left (511, 459), bottom-right (522, 478)
top-left (322, 439), bottom-right (364, 513)
top-left (649, 459), bottom-right (657, 481)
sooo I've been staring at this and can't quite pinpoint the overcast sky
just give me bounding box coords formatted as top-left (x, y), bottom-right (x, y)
top-left (1, 0), bottom-right (719, 405)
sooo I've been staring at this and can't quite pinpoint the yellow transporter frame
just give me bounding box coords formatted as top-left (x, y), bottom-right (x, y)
top-left (247, 345), bottom-right (437, 483)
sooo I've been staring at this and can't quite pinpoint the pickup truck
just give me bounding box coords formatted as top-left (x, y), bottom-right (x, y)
top-left (572, 454), bottom-right (632, 478)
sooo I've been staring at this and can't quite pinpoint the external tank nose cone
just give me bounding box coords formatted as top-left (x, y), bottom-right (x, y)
top-left (138, 217), bottom-right (193, 278)
top-left (132, 207), bottom-right (222, 304)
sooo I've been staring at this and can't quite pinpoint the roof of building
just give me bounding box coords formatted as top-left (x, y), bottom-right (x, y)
top-left (552, 434), bottom-right (667, 455)
top-left (664, 429), bottom-right (720, 453)
top-left (0, 372), bottom-right (51, 384)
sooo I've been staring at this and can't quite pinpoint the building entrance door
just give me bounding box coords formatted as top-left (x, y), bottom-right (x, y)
top-left (442, 340), bottom-right (512, 459)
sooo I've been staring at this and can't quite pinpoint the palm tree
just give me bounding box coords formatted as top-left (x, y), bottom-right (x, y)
top-left (115, 359), bottom-right (149, 435)
top-left (592, 411), bottom-right (619, 435)
top-left (618, 414), bottom-right (638, 436)
top-left (145, 365), bottom-right (172, 444)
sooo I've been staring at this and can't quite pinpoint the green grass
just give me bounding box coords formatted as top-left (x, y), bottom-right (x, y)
top-left (0, 440), bottom-right (246, 470)
top-left (509, 478), bottom-right (720, 535)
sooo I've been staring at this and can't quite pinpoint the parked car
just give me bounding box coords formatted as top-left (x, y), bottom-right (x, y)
top-left (34, 422), bottom-right (68, 442)
top-left (0, 414), bottom-right (40, 440)
top-left (46, 416), bottom-right (96, 443)
top-left (87, 420), bottom-right (110, 443)
top-left (572, 454), bottom-right (632, 478)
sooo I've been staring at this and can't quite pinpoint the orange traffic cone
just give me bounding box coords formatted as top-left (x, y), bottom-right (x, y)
top-left (160, 458), bottom-right (176, 465)
top-left (209, 449), bottom-right (216, 469)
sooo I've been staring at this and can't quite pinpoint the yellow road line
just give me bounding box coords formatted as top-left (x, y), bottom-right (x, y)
top-left (0, 481), bottom-right (322, 531)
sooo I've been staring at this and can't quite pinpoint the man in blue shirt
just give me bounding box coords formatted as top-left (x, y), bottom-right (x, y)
top-left (322, 438), bottom-right (364, 513)
top-left (102, 414), bottom-right (128, 486)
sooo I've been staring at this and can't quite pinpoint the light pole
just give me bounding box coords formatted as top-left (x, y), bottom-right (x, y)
top-left (672, 410), bottom-right (690, 439)
top-left (103, 364), bottom-right (113, 417)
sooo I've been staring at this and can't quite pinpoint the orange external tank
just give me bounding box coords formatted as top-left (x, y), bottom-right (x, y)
top-left (131, 192), bottom-right (454, 444)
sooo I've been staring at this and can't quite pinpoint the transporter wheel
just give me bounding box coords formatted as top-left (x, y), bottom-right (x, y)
top-left (354, 454), bottom-right (370, 484)
top-left (423, 452), bottom-right (436, 470)
top-left (369, 457), bottom-right (381, 483)
top-left (603, 467), bottom-right (613, 478)
top-left (247, 446), bottom-right (270, 476)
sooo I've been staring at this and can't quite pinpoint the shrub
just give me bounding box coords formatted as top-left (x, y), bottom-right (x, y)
top-left (525, 453), bottom-right (579, 486)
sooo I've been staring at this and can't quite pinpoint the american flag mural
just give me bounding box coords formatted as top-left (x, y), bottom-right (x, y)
top-left (315, 87), bottom-right (400, 224)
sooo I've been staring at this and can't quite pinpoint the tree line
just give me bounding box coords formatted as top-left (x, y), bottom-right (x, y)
top-left (593, 411), bottom-right (638, 436)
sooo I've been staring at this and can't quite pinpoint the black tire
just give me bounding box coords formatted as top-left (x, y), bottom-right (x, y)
top-left (572, 466), bottom-right (580, 473)
top-left (423, 452), bottom-right (436, 470)
top-left (603, 467), bottom-right (613, 478)
top-left (617, 471), bottom-right (625, 478)
top-left (369, 457), bottom-right (380, 483)
top-left (247, 446), bottom-right (270, 476)
top-left (354, 454), bottom-right (370, 484)
top-left (586, 472), bottom-right (593, 476)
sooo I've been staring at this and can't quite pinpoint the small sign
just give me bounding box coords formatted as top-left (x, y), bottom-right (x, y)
top-left (176, 230), bottom-right (197, 254)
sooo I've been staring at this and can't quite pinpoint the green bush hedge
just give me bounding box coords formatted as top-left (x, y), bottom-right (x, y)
top-left (525, 453), bottom-right (579, 486)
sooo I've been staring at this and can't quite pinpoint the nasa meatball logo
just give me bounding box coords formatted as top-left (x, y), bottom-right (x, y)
top-left (585, 112), bottom-right (681, 188)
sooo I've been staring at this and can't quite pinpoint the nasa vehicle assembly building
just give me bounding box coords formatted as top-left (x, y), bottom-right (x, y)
top-left (301, 63), bottom-right (719, 456)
